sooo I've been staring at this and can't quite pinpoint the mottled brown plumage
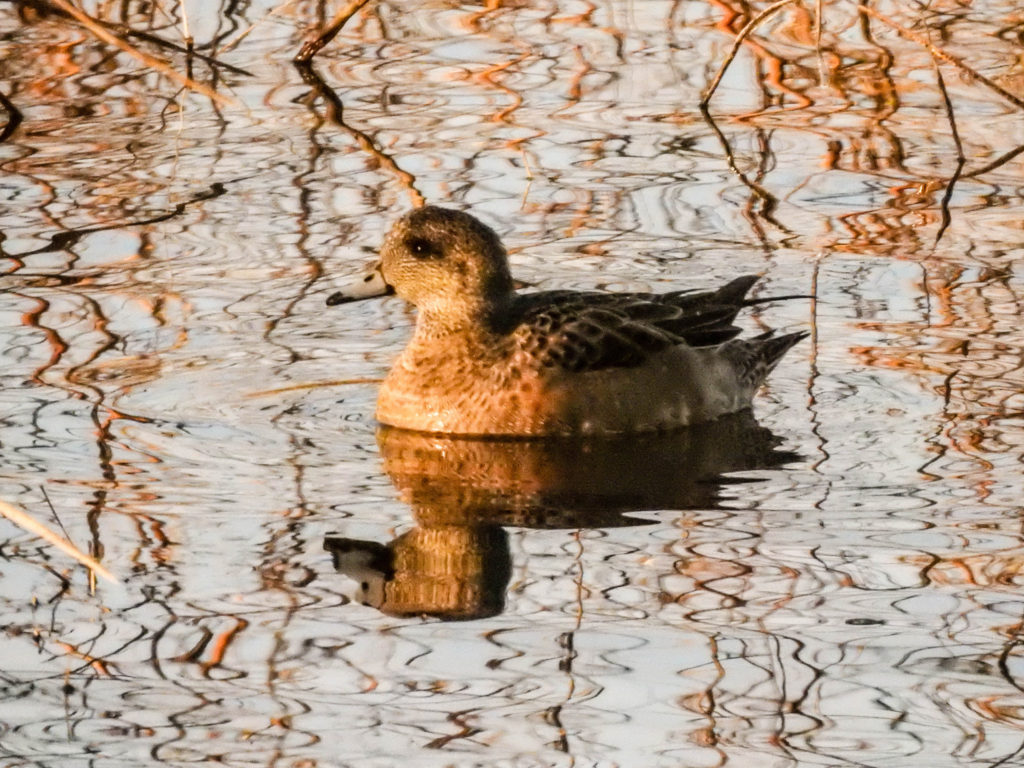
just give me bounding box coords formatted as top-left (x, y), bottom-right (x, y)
top-left (327, 206), bottom-right (807, 436)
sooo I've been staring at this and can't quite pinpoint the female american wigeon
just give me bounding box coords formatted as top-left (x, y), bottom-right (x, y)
top-left (327, 205), bottom-right (807, 436)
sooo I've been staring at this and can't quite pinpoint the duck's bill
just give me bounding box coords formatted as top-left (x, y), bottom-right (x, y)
top-left (326, 263), bottom-right (394, 305)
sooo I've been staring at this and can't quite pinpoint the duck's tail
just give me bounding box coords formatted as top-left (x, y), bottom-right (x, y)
top-left (754, 329), bottom-right (810, 376)
top-left (724, 329), bottom-right (809, 392)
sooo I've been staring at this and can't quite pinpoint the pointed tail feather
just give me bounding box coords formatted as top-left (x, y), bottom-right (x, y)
top-left (759, 330), bottom-right (810, 375)
top-left (714, 274), bottom-right (761, 304)
top-left (663, 274), bottom-right (760, 308)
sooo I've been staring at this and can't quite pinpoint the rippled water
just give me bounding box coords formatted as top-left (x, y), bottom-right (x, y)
top-left (2, 1), bottom-right (1024, 765)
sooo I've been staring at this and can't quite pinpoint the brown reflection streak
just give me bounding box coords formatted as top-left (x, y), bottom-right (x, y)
top-left (21, 297), bottom-right (70, 385)
top-left (56, 641), bottom-right (114, 677)
top-left (474, 53), bottom-right (532, 125)
top-left (63, 297), bottom-right (124, 569)
top-left (202, 619), bottom-right (249, 676)
top-left (562, 45), bottom-right (592, 110)
top-left (172, 627), bottom-right (214, 663)
top-left (687, 633), bottom-right (726, 759)
top-left (463, 0), bottom-right (505, 33)
top-left (550, 532), bottom-right (586, 754)
top-left (424, 710), bottom-right (484, 750)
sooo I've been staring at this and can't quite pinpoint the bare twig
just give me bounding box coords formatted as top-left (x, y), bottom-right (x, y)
top-left (295, 0), bottom-right (373, 63)
top-left (858, 3), bottom-right (1024, 112)
top-left (0, 499), bottom-right (117, 583)
top-left (45, 0), bottom-right (234, 105)
top-left (701, 0), bottom-right (798, 108)
top-left (40, 486), bottom-right (72, 541)
top-left (295, 61), bottom-right (425, 207)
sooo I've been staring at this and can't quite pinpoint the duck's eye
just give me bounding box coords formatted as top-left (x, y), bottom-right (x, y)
top-left (406, 237), bottom-right (442, 260)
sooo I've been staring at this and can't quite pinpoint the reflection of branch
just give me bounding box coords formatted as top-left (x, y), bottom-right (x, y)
top-left (216, 0), bottom-right (301, 56)
top-left (0, 88), bottom-right (22, 143)
top-left (120, 28), bottom-right (251, 77)
top-left (699, 105), bottom-right (793, 237)
top-left (294, 61), bottom-right (424, 207)
top-left (44, 0), bottom-right (234, 105)
top-left (701, 0), bottom-right (798, 108)
top-left (933, 66), bottom-right (965, 248)
top-left (11, 181), bottom-right (231, 258)
top-left (858, 4), bottom-right (1024, 112)
top-left (295, 0), bottom-right (373, 63)
top-left (962, 143), bottom-right (1024, 180)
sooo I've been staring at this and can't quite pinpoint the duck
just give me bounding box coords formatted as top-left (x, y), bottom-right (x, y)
top-left (326, 205), bottom-right (807, 436)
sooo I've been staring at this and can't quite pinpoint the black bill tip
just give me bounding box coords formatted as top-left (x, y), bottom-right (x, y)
top-left (325, 263), bottom-right (394, 306)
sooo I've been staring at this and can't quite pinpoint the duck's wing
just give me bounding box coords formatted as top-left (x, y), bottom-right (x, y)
top-left (510, 276), bottom-right (761, 373)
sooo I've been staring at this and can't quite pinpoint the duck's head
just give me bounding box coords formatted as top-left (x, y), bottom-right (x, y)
top-left (327, 206), bottom-right (514, 321)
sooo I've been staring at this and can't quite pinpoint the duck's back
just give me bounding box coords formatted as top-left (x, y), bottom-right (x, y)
top-left (375, 276), bottom-right (806, 436)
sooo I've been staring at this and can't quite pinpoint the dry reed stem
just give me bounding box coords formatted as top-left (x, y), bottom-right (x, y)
top-left (701, 0), bottom-right (799, 108)
top-left (48, 0), bottom-right (233, 106)
top-left (0, 499), bottom-right (117, 584)
top-left (815, 0), bottom-right (827, 87)
top-left (295, 0), bottom-right (373, 62)
top-left (245, 378), bottom-right (383, 397)
top-left (179, 0), bottom-right (191, 43)
top-left (858, 4), bottom-right (1024, 112)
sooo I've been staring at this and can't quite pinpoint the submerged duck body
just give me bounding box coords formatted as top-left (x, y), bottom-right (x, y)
top-left (327, 206), bottom-right (807, 436)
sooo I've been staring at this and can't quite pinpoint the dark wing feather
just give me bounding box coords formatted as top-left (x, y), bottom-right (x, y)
top-left (509, 275), bottom-right (763, 373)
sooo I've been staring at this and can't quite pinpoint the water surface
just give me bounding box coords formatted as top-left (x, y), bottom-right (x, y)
top-left (2, 1), bottom-right (1024, 766)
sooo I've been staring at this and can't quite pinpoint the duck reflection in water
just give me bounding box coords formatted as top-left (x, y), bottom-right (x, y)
top-left (325, 412), bottom-right (799, 621)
